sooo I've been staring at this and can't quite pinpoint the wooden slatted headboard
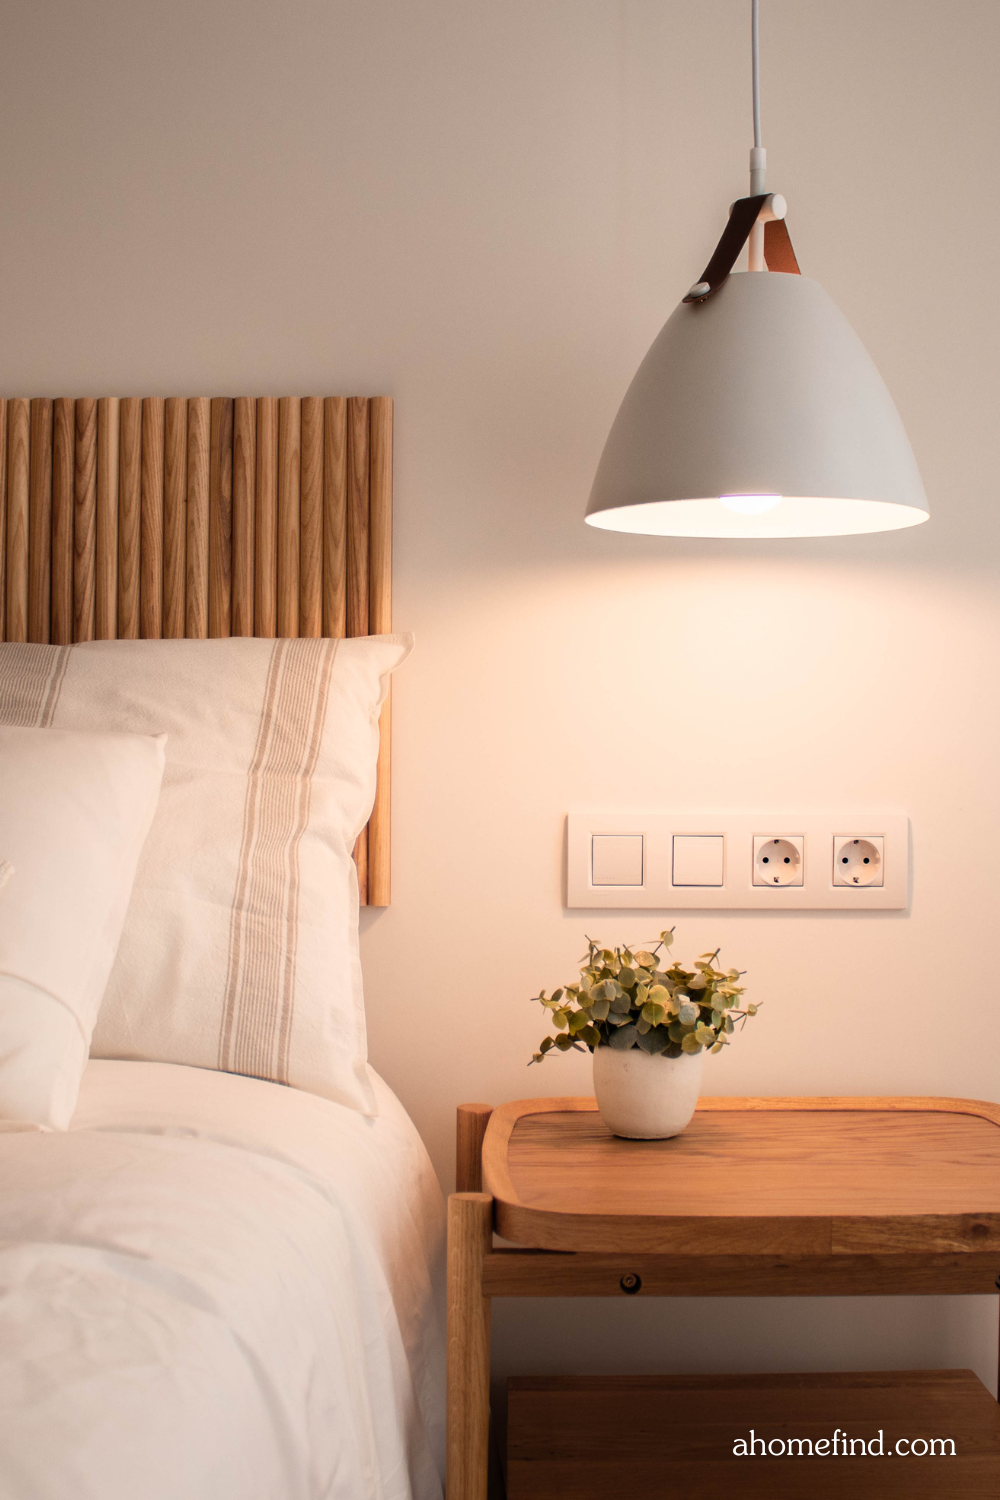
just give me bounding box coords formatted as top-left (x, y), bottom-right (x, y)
top-left (0, 395), bottom-right (393, 905)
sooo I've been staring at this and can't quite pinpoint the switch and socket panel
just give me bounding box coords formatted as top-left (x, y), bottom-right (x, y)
top-left (567, 811), bottom-right (908, 910)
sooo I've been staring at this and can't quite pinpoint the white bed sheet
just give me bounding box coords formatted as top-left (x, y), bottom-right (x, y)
top-left (0, 1061), bottom-right (445, 1500)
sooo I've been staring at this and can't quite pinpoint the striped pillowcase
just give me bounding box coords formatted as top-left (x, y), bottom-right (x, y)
top-left (0, 634), bottom-right (411, 1114)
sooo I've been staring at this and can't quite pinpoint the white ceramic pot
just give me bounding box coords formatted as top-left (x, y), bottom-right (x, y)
top-left (592, 1045), bottom-right (704, 1139)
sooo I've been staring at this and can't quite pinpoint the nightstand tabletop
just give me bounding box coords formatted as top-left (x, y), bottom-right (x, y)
top-left (481, 1095), bottom-right (1000, 1255)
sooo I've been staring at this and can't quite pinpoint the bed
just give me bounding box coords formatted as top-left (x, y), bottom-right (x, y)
top-left (0, 395), bottom-right (445, 1499)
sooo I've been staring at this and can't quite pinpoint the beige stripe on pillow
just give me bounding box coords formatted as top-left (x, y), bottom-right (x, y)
top-left (219, 636), bottom-right (338, 1083)
top-left (0, 643), bottom-right (71, 727)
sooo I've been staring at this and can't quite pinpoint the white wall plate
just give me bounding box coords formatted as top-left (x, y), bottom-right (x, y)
top-left (566, 810), bottom-right (909, 910)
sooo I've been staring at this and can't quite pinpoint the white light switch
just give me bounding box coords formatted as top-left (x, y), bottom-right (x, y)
top-left (672, 834), bottom-right (725, 887)
top-left (591, 834), bottom-right (643, 886)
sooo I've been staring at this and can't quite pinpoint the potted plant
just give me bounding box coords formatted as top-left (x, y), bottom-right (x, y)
top-left (529, 930), bottom-right (759, 1139)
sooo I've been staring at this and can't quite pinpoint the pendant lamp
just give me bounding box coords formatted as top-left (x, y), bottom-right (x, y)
top-left (586, 1), bottom-right (929, 539)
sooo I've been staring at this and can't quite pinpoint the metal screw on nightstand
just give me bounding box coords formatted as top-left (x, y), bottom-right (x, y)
top-left (620, 1272), bottom-right (642, 1294)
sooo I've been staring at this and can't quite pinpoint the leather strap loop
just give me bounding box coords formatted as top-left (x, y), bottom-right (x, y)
top-left (683, 195), bottom-right (801, 302)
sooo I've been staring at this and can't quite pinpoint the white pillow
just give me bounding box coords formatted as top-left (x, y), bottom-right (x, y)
top-left (0, 635), bottom-right (411, 1115)
top-left (0, 724), bottom-right (166, 1128)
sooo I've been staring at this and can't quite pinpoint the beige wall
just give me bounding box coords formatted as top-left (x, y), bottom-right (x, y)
top-left (4, 0), bottom-right (999, 1390)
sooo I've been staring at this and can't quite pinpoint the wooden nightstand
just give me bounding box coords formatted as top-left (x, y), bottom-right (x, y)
top-left (446, 1095), bottom-right (1000, 1500)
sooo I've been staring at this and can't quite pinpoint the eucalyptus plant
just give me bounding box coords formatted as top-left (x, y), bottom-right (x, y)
top-left (530, 930), bottom-right (759, 1065)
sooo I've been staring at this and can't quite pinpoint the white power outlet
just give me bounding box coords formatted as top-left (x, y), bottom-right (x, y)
top-left (833, 835), bottom-right (884, 887)
top-left (752, 835), bottom-right (804, 887)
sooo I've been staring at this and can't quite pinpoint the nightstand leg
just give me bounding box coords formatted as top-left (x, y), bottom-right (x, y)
top-left (447, 1192), bottom-right (492, 1500)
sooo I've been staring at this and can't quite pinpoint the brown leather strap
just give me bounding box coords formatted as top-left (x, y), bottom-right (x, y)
top-left (764, 217), bottom-right (801, 275)
top-left (683, 194), bottom-right (770, 302)
top-left (684, 196), bottom-right (801, 303)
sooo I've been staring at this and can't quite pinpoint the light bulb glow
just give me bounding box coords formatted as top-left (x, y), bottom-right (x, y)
top-left (585, 496), bottom-right (930, 539)
top-left (720, 493), bottom-right (782, 515)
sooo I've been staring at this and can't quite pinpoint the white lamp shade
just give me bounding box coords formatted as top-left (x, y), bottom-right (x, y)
top-left (586, 271), bottom-right (929, 538)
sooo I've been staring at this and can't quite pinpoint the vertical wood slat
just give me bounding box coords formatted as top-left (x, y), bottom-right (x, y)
top-left (74, 398), bottom-right (97, 642)
top-left (6, 400), bottom-right (30, 643)
top-left (255, 398), bottom-right (278, 636)
top-left (186, 398), bottom-right (210, 639)
top-left (28, 399), bottom-right (53, 643)
top-left (367, 397), bottom-right (393, 906)
top-left (231, 398), bottom-right (255, 637)
top-left (347, 398), bottom-right (371, 901)
top-left (323, 397), bottom-right (347, 639)
top-left (299, 397), bottom-right (323, 638)
top-left (0, 402), bottom-right (7, 643)
top-left (346, 397), bottom-right (370, 638)
top-left (140, 398), bottom-right (164, 639)
top-left (209, 397), bottom-right (234, 638)
top-left (277, 397), bottom-right (300, 638)
top-left (51, 400), bottom-right (75, 645)
top-left (118, 398), bottom-right (142, 640)
top-left (96, 398), bottom-right (119, 639)
top-left (163, 398), bottom-right (187, 639)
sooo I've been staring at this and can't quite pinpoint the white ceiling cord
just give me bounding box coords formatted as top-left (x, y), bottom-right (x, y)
top-left (751, 0), bottom-right (761, 150)
top-left (747, 0), bottom-right (766, 269)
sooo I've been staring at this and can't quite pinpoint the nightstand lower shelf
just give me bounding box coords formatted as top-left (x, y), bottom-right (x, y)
top-left (507, 1370), bottom-right (1000, 1499)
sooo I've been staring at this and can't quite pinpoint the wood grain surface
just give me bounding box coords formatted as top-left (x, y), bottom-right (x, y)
top-left (95, 399), bottom-right (119, 639)
top-left (163, 398), bottom-right (187, 639)
top-left (299, 396), bottom-right (323, 638)
top-left (28, 398), bottom-right (53, 643)
top-left (231, 397), bottom-right (255, 637)
top-left (140, 398), bottom-right (164, 639)
top-left (483, 1097), bottom-right (1000, 1254)
top-left (507, 1370), bottom-right (1000, 1500)
top-left (457, 1104), bottom-right (494, 1194)
top-left (5, 400), bottom-right (29, 643)
top-left (51, 398), bottom-right (74, 645)
top-left (117, 398), bottom-right (141, 640)
top-left (277, 397), bottom-right (300, 638)
top-left (0, 392), bottom-right (393, 903)
top-left (323, 397), bottom-right (347, 638)
top-left (447, 1193), bottom-right (493, 1500)
top-left (254, 397), bottom-right (278, 638)
top-left (185, 397), bottom-right (210, 639)
top-left (209, 397), bottom-right (234, 638)
top-left (367, 395), bottom-right (393, 906)
top-left (482, 1248), bottom-right (1000, 1298)
top-left (73, 398), bottom-right (97, 643)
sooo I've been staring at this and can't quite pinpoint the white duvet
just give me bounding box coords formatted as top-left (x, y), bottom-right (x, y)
top-left (0, 1061), bottom-right (446, 1500)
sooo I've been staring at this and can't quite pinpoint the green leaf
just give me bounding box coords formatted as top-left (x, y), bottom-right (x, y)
top-left (681, 1033), bottom-right (702, 1054)
top-left (659, 930), bottom-right (675, 947)
top-left (641, 1001), bottom-right (667, 1026)
top-left (635, 1027), bottom-right (658, 1053)
top-left (634, 951), bottom-right (657, 969)
top-left (678, 1002), bottom-right (699, 1025)
top-left (608, 1023), bottom-right (639, 1050)
top-left (555, 1034), bottom-right (575, 1051)
top-left (618, 966), bottom-right (636, 990)
top-left (551, 988), bottom-right (563, 1004)
top-left (636, 1016), bottom-right (651, 1035)
top-left (590, 997), bottom-right (610, 1021)
top-left (567, 1010), bottom-right (590, 1034)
